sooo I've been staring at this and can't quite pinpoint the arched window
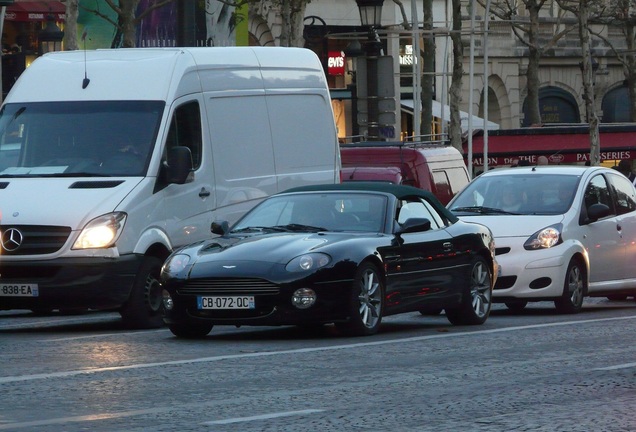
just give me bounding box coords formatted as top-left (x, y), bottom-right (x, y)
top-left (522, 86), bottom-right (580, 126)
top-left (602, 85), bottom-right (631, 123)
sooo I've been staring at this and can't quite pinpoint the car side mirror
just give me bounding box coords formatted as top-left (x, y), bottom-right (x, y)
top-left (586, 203), bottom-right (611, 223)
top-left (397, 217), bottom-right (431, 234)
top-left (166, 146), bottom-right (194, 184)
top-left (211, 220), bottom-right (230, 236)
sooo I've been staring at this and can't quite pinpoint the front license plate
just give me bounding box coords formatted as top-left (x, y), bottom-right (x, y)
top-left (0, 284), bottom-right (39, 297)
top-left (197, 296), bottom-right (255, 310)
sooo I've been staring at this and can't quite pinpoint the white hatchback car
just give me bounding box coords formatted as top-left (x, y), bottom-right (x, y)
top-left (448, 165), bottom-right (636, 313)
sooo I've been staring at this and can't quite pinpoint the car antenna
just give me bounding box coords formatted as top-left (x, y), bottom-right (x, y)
top-left (81, 29), bottom-right (90, 89)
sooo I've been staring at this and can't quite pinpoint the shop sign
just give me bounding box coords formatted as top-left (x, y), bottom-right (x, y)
top-left (471, 151), bottom-right (632, 167)
top-left (328, 51), bottom-right (345, 76)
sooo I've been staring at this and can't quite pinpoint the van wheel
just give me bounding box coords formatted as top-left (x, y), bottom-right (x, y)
top-left (120, 256), bottom-right (165, 329)
top-left (554, 258), bottom-right (585, 314)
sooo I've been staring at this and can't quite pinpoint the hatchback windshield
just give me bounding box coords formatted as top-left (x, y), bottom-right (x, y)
top-left (449, 173), bottom-right (582, 215)
top-left (0, 101), bottom-right (164, 177)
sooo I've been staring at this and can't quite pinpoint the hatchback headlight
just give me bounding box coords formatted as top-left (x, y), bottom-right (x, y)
top-left (524, 224), bottom-right (563, 250)
top-left (73, 212), bottom-right (126, 249)
top-left (286, 253), bottom-right (331, 272)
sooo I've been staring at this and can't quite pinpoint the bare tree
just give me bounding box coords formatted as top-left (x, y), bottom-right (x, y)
top-left (590, 0), bottom-right (636, 121)
top-left (448, 0), bottom-right (464, 151)
top-left (557, 0), bottom-right (602, 165)
top-left (81, 0), bottom-right (176, 48)
top-left (481, 0), bottom-right (575, 126)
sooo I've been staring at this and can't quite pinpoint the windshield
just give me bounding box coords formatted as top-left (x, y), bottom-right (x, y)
top-left (232, 193), bottom-right (388, 233)
top-left (0, 101), bottom-right (164, 177)
top-left (449, 173), bottom-right (582, 215)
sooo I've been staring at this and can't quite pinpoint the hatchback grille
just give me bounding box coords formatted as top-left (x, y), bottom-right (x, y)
top-left (0, 225), bottom-right (71, 255)
top-left (177, 278), bottom-right (280, 296)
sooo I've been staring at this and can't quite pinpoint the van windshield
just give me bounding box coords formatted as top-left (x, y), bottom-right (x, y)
top-left (0, 101), bottom-right (164, 177)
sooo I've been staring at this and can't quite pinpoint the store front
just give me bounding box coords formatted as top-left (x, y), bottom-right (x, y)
top-left (2, 1), bottom-right (65, 96)
top-left (466, 124), bottom-right (636, 169)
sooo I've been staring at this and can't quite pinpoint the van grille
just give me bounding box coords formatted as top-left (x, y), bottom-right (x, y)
top-left (0, 225), bottom-right (72, 255)
top-left (177, 278), bottom-right (280, 296)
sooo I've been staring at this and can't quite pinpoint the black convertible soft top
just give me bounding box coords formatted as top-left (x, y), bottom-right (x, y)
top-left (281, 182), bottom-right (459, 223)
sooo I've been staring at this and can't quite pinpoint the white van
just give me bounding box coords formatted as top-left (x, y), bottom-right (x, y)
top-left (0, 47), bottom-right (340, 328)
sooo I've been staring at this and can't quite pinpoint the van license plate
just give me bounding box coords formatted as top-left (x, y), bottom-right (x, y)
top-left (0, 284), bottom-right (39, 297)
top-left (197, 296), bottom-right (255, 310)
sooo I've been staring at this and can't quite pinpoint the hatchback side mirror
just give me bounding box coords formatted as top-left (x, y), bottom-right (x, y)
top-left (586, 203), bottom-right (611, 223)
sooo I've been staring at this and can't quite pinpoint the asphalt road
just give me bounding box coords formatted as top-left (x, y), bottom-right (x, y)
top-left (1, 298), bottom-right (635, 432)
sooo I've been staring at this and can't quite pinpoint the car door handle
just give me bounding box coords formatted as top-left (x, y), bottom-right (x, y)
top-left (199, 188), bottom-right (211, 198)
top-left (443, 242), bottom-right (453, 250)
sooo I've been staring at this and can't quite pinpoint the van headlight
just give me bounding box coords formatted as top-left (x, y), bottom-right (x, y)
top-left (524, 224), bottom-right (562, 250)
top-left (72, 212), bottom-right (127, 249)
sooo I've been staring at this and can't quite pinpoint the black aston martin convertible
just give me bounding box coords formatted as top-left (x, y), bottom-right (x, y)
top-left (161, 183), bottom-right (498, 338)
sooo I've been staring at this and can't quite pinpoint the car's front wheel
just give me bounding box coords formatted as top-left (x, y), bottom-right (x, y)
top-left (336, 263), bottom-right (384, 336)
top-left (446, 256), bottom-right (493, 325)
top-left (554, 258), bottom-right (585, 314)
top-left (169, 322), bottom-right (214, 339)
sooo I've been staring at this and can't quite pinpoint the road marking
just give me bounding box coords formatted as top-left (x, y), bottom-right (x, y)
top-left (593, 362), bottom-right (636, 371)
top-left (202, 409), bottom-right (324, 425)
top-left (1, 314), bottom-right (635, 385)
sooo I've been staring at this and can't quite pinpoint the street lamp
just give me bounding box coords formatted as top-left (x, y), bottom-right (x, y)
top-left (38, 15), bottom-right (64, 56)
top-left (355, 0), bottom-right (384, 140)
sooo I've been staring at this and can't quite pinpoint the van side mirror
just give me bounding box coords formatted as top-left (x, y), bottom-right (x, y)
top-left (397, 217), bottom-right (431, 234)
top-left (166, 146), bottom-right (194, 184)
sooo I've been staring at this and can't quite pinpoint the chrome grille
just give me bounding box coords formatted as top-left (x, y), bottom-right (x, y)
top-left (0, 225), bottom-right (71, 255)
top-left (177, 278), bottom-right (280, 296)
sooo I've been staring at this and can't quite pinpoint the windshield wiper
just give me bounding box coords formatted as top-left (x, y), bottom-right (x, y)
top-left (230, 226), bottom-right (288, 233)
top-left (281, 223), bottom-right (327, 232)
top-left (451, 206), bottom-right (520, 215)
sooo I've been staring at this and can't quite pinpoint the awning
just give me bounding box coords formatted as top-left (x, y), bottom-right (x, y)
top-left (401, 99), bottom-right (500, 134)
top-left (4, 1), bottom-right (65, 22)
top-left (466, 124), bottom-right (636, 167)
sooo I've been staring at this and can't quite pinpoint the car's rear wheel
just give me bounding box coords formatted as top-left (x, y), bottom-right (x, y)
top-left (504, 301), bottom-right (528, 312)
top-left (446, 256), bottom-right (493, 325)
top-left (169, 322), bottom-right (214, 339)
top-left (336, 263), bottom-right (384, 336)
top-left (554, 258), bottom-right (585, 314)
top-left (120, 256), bottom-right (165, 329)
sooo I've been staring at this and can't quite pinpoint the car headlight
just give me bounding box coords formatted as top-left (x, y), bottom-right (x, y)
top-left (161, 253), bottom-right (191, 279)
top-left (285, 253), bottom-right (331, 272)
top-left (72, 212), bottom-right (127, 249)
top-left (524, 224), bottom-right (563, 250)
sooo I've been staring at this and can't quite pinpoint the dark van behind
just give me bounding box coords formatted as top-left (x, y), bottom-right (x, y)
top-left (340, 141), bottom-right (470, 205)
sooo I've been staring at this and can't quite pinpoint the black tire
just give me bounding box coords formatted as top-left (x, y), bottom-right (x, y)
top-left (446, 256), bottom-right (493, 325)
top-left (336, 263), bottom-right (384, 336)
top-left (554, 258), bottom-right (585, 314)
top-left (504, 301), bottom-right (528, 312)
top-left (607, 295), bottom-right (628, 301)
top-left (120, 256), bottom-right (165, 329)
top-left (169, 322), bottom-right (213, 339)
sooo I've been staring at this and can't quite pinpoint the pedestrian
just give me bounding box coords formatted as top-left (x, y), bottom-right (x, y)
top-left (617, 159), bottom-right (636, 185)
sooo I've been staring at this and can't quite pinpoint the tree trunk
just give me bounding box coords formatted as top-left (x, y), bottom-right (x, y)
top-left (579, 0), bottom-right (600, 165)
top-left (64, 0), bottom-right (79, 51)
top-left (524, 1), bottom-right (542, 126)
top-left (448, 0), bottom-right (464, 151)
top-left (420, 0), bottom-right (434, 140)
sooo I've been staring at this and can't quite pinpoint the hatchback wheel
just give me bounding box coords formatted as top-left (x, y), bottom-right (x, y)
top-left (446, 256), bottom-right (493, 325)
top-left (336, 263), bottom-right (384, 336)
top-left (554, 258), bottom-right (585, 314)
